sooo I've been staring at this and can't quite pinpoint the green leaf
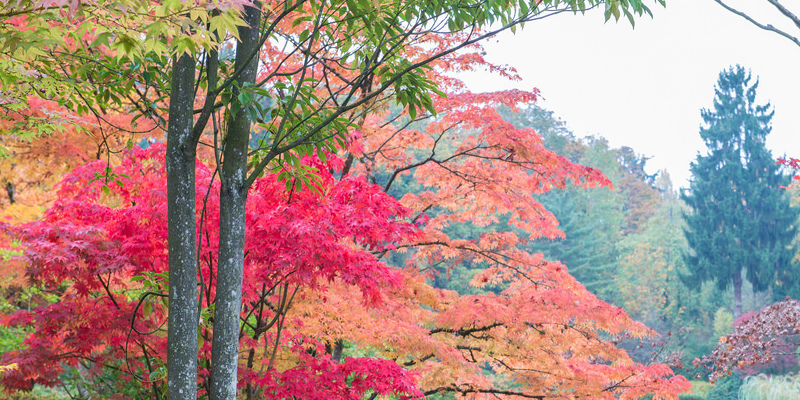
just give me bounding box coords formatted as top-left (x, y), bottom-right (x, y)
top-left (90, 32), bottom-right (113, 48)
top-left (345, 0), bottom-right (358, 13)
top-left (149, 367), bottom-right (165, 382)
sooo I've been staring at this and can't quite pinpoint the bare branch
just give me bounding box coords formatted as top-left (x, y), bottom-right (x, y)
top-left (767, 0), bottom-right (800, 30)
top-left (713, 0), bottom-right (800, 48)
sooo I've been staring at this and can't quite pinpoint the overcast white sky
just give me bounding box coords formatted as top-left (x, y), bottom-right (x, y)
top-left (462, 0), bottom-right (800, 189)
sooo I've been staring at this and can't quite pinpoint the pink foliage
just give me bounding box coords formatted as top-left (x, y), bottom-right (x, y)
top-left (1, 144), bottom-right (420, 398)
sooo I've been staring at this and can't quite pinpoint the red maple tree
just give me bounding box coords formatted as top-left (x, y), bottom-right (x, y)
top-left (1, 144), bottom-right (421, 399)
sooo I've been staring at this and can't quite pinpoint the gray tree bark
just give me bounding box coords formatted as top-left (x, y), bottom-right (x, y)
top-left (166, 52), bottom-right (200, 400)
top-left (210, 3), bottom-right (261, 399)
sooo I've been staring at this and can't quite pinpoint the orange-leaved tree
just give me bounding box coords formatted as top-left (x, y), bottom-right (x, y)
top-left (314, 87), bottom-right (691, 399)
top-left (0, 96), bottom-right (157, 222)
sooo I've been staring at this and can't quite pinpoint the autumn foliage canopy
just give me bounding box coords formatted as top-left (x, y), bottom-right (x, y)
top-left (0, 93), bottom-right (690, 398)
top-left (2, 143), bottom-right (422, 398)
top-left (0, 0), bottom-right (690, 398)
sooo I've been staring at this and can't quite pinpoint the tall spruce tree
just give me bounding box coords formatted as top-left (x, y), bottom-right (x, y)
top-left (682, 65), bottom-right (798, 317)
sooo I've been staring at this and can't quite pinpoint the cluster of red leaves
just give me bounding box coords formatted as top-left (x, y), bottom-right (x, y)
top-left (0, 143), bottom-right (421, 399)
top-left (247, 350), bottom-right (419, 400)
top-left (696, 298), bottom-right (800, 381)
top-left (777, 157), bottom-right (800, 188)
top-left (357, 90), bottom-right (610, 244)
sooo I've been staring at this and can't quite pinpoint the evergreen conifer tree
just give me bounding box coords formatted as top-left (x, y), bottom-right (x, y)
top-left (532, 187), bottom-right (622, 297)
top-left (682, 65), bottom-right (798, 317)
top-left (510, 107), bottom-right (625, 299)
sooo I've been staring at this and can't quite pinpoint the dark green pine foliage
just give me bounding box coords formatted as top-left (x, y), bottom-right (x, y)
top-left (501, 105), bottom-right (624, 299)
top-left (682, 65), bottom-right (798, 317)
top-left (532, 187), bottom-right (620, 296)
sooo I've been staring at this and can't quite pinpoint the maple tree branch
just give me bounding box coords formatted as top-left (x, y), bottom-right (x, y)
top-left (191, 46), bottom-right (220, 142)
top-left (713, 0), bottom-right (800, 47)
top-left (254, 282), bottom-right (268, 335)
top-left (253, 42), bottom-right (307, 87)
top-left (269, 14), bottom-right (326, 153)
top-left (767, 0), bottom-right (800, 30)
top-left (137, 341), bottom-right (159, 392)
top-left (264, 286), bottom-right (289, 372)
top-left (122, 311), bottom-right (167, 388)
top-left (240, 277), bottom-right (293, 338)
top-left (0, 5), bottom-right (65, 17)
top-left (130, 291), bottom-right (169, 336)
top-left (246, 4), bottom-right (583, 188)
top-left (196, 163), bottom-right (219, 318)
top-left (55, 73), bottom-right (154, 137)
top-left (44, 52), bottom-right (163, 136)
top-left (424, 385), bottom-right (545, 399)
top-left (370, 113), bottom-right (433, 162)
top-left (96, 273), bottom-right (120, 309)
top-left (267, 13), bottom-right (360, 89)
top-left (430, 322), bottom-right (503, 337)
top-left (399, 238), bottom-right (556, 292)
top-left (402, 354), bottom-right (435, 366)
top-left (456, 345), bottom-right (481, 362)
top-left (381, 122), bottom-right (460, 191)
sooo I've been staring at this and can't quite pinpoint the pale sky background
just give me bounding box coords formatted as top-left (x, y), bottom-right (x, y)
top-left (462, 0), bottom-right (800, 190)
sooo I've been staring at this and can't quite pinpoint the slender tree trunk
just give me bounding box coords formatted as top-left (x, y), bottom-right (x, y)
top-left (210, 3), bottom-right (261, 399)
top-left (332, 339), bottom-right (344, 362)
top-left (167, 53), bottom-right (200, 400)
top-left (5, 181), bottom-right (14, 204)
top-left (733, 270), bottom-right (743, 318)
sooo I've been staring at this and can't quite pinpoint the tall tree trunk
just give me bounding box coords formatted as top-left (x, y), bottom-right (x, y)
top-left (332, 339), bottom-right (344, 362)
top-left (733, 269), bottom-right (743, 318)
top-left (5, 181), bottom-right (14, 204)
top-left (167, 53), bottom-right (199, 400)
top-left (210, 3), bottom-right (261, 399)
